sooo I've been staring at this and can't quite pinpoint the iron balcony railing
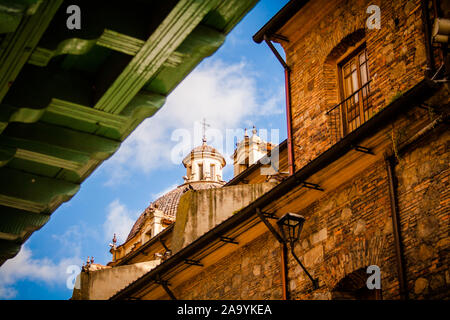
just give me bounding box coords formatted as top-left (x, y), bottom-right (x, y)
top-left (326, 80), bottom-right (373, 143)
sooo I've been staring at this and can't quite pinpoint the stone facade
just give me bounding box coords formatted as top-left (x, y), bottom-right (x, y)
top-left (172, 231), bottom-right (284, 300)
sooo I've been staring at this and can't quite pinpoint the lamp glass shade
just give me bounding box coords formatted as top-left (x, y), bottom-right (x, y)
top-left (277, 213), bottom-right (305, 244)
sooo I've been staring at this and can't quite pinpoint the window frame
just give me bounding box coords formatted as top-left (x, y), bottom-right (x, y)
top-left (336, 41), bottom-right (370, 136)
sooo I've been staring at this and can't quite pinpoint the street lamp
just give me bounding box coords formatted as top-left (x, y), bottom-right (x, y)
top-left (277, 213), bottom-right (305, 246)
top-left (277, 213), bottom-right (319, 290)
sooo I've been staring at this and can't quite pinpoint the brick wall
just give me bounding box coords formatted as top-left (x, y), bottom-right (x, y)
top-left (278, 0), bottom-right (430, 169)
top-left (396, 129), bottom-right (449, 299)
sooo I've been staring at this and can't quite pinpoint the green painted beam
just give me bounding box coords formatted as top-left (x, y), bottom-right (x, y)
top-left (0, 0), bottom-right (41, 34)
top-left (0, 205), bottom-right (50, 240)
top-left (144, 24), bottom-right (225, 96)
top-left (0, 167), bottom-right (79, 213)
top-left (28, 29), bottom-right (145, 67)
top-left (0, 0), bottom-right (62, 102)
top-left (0, 239), bottom-right (21, 262)
top-left (95, 0), bottom-right (221, 114)
top-left (2, 122), bottom-right (121, 161)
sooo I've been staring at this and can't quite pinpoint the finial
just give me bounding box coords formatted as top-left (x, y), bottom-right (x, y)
top-left (244, 128), bottom-right (248, 137)
top-left (201, 118), bottom-right (210, 145)
top-left (252, 125), bottom-right (257, 135)
top-left (109, 234), bottom-right (117, 251)
top-left (91, 256), bottom-right (94, 264)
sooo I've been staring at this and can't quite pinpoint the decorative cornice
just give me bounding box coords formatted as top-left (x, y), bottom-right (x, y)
top-left (95, 0), bottom-right (221, 114)
top-left (0, 0), bottom-right (63, 102)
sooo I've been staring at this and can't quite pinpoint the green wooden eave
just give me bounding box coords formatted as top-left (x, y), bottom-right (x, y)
top-left (0, 0), bottom-right (258, 265)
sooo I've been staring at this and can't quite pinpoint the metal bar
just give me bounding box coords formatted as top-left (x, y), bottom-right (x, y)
top-left (281, 243), bottom-right (289, 300)
top-left (255, 208), bottom-right (284, 244)
top-left (154, 276), bottom-right (177, 300)
top-left (270, 33), bottom-right (289, 43)
top-left (262, 212), bottom-right (278, 220)
top-left (161, 282), bottom-right (176, 300)
top-left (385, 155), bottom-right (408, 300)
top-left (219, 236), bottom-right (239, 245)
top-left (353, 145), bottom-right (374, 155)
top-left (159, 238), bottom-right (169, 252)
top-left (290, 247), bottom-right (319, 290)
top-left (264, 36), bottom-right (288, 70)
top-left (326, 81), bottom-right (372, 114)
top-left (301, 182), bottom-right (324, 191)
top-left (184, 259), bottom-right (203, 267)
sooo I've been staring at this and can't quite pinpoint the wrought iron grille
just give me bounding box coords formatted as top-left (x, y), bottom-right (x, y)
top-left (326, 80), bottom-right (373, 143)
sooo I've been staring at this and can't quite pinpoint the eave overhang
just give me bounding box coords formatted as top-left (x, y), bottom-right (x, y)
top-left (252, 0), bottom-right (309, 43)
top-left (0, 0), bottom-right (259, 265)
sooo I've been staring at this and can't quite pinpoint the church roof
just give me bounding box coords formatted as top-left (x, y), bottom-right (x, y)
top-left (182, 142), bottom-right (226, 166)
top-left (125, 181), bottom-right (221, 242)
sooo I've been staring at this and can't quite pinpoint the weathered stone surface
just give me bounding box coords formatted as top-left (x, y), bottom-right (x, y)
top-left (417, 216), bottom-right (439, 240)
top-left (252, 265), bottom-right (261, 277)
top-left (353, 219), bottom-right (366, 235)
top-left (72, 260), bottom-right (160, 300)
top-left (418, 244), bottom-right (435, 261)
top-left (430, 275), bottom-right (445, 291)
top-left (311, 228), bottom-right (327, 245)
top-left (172, 183), bottom-right (276, 253)
top-left (341, 207), bottom-right (352, 220)
top-left (303, 245), bottom-right (324, 268)
top-left (414, 278), bottom-right (428, 294)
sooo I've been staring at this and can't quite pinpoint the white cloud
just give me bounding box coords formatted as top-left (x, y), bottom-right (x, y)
top-left (102, 59), bottom-right (283, 185)
top-left (0, 246), bottom-right (82, 299)
top-left (103, 199), bottom-right (139, 244)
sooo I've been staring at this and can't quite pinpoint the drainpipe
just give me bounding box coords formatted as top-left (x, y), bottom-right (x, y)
top-left (263, 35), bottom-right (295, 175)
top-left (281, 243), bottom-right (289, 300)
top-left (421, 0), bottom-right (436, 77)
top-left (384, 155), bottom-right (408, 300)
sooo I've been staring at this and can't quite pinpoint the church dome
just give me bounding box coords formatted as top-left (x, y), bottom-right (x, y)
top-left (183, 142), bottom-right (226, 167)
top-left (124, 132), bottom-right (227, 245)
top-left (125, 181), bottom-right (221, 242)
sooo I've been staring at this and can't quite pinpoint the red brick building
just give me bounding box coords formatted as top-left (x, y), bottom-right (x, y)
top-left (80, 0), bottom-right (450, 300)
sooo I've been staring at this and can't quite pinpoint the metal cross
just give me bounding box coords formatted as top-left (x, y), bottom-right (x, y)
top-left (201, 118), bottom-right (210, 144)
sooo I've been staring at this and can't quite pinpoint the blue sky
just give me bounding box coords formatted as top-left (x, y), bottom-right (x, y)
top-left (0, 0), bottom-right (290, 300)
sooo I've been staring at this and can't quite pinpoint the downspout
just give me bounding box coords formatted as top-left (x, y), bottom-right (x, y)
top-left (263, 35), bottom-right (294, 300)
top-left (281, 243), bottom-right (289, 300)
top-left (421, 0), bottom-right (435, 77)
top-left (263, 35), bottom-right (295, 175)
top-left (384, 155), bottom-right (408, 300)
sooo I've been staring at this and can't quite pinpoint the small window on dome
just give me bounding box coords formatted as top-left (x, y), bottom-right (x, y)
top-left (210, 164), bottom-right (216, 180)
top-left (198, 163), bottom-right (203, 180)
